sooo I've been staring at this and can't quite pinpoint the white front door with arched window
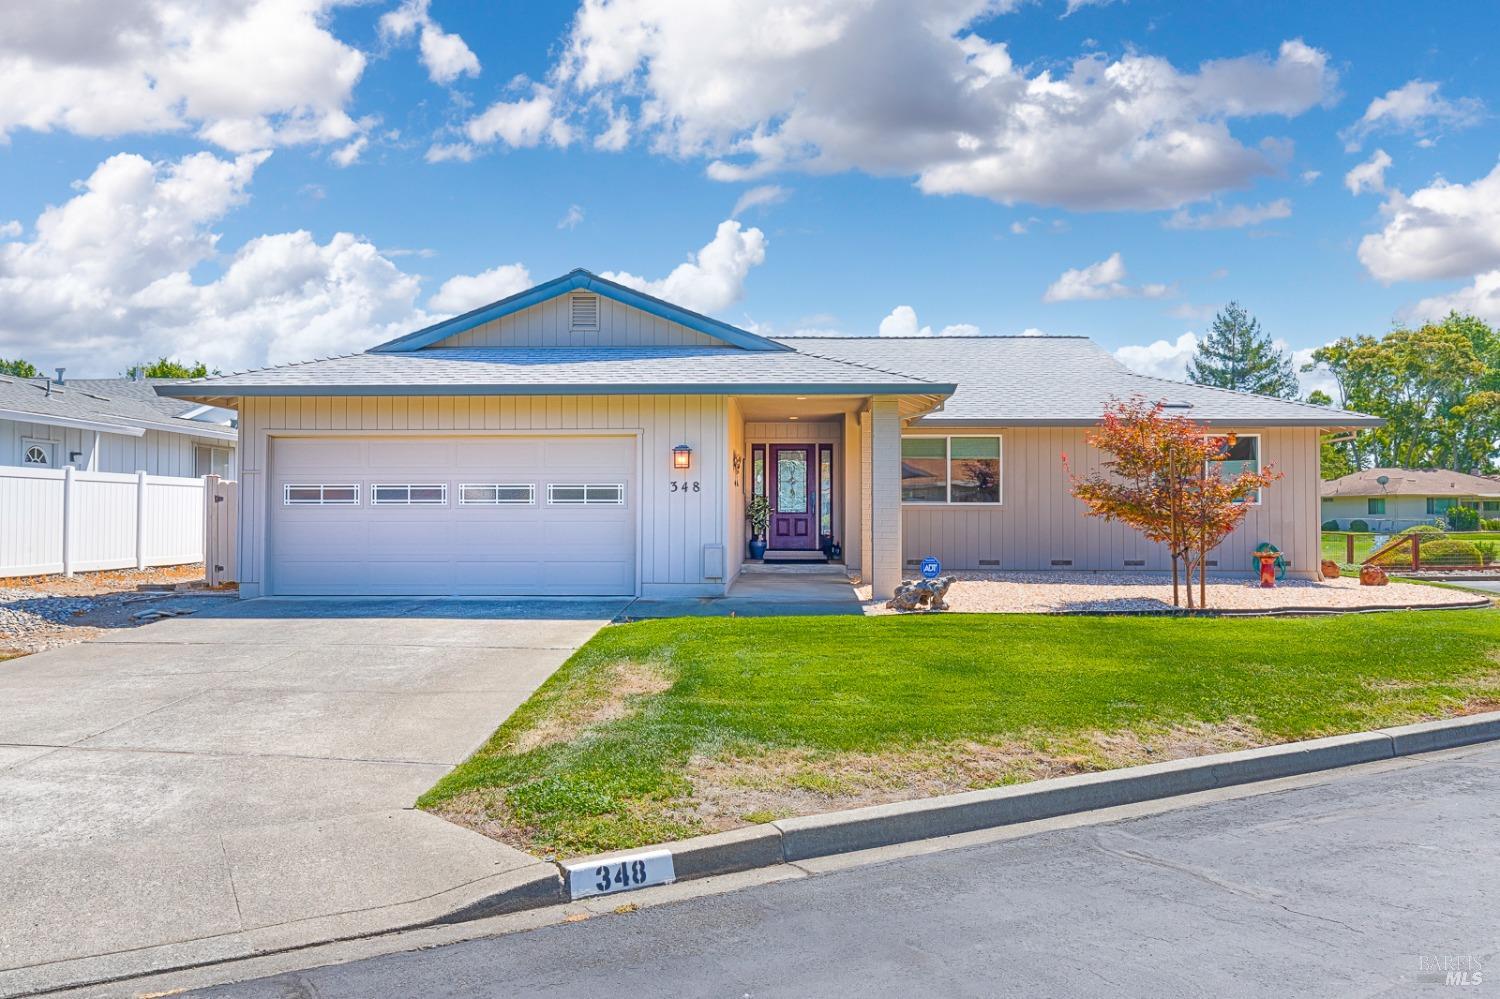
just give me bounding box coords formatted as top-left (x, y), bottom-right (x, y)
top-left (22, 439), bottom-right (57, 467)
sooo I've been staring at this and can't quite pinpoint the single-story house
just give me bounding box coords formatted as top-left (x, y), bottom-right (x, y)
top-left (1322, 468), bottom-right (1500, 530)
top-left (1, 371), bottom-right (237, 477)
top-left (157, 269), bottom-right (1377, 599)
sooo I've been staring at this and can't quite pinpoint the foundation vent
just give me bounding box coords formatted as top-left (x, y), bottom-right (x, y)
top-left (1123, 559), bottom-right (1145, 567)
top-left (978, 559), bottom-right (1000, 566)
top-left (1050, 559), bottom-right (1073, 567)
top-left (905, 559), bottom-right (921, 567)
top-left (1206, 560), bottom-right (1218, 567)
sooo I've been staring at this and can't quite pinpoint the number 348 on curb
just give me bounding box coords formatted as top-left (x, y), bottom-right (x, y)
top-left (565, 848), bottom-right (676, 900)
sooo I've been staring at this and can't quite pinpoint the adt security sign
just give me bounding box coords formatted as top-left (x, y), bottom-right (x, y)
top-left (920, 557), bottom-right (942, 579)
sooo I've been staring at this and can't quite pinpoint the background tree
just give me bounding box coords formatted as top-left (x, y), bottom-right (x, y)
top-left (125, 358), bottom-right (214, 379)
top-left (1305, 389), bottom-right (1357, 479)
top-left (1066, 397), bottom-right (1276, 609)
top-left (1187, 301), bottom-right (1299, 399)
top-left (1303, 314), bottom-right (1498, 474)
top-left (0, 358), bottom-right (38, 378)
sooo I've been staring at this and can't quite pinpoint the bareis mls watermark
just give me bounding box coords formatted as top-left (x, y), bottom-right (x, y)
top-left (1415, 954), bottom-right (1485, 987)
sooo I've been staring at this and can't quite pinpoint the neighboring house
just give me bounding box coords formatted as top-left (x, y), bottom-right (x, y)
top-left (0, 372), bottom-right (237, 477)
top-left (1322, 468), bottom-right (1500, 530)
top-left (157, 269), bottom-right (1377, 599)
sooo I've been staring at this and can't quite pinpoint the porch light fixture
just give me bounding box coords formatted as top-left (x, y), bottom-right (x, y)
top-left (672, 444), bottom-right (693, 470)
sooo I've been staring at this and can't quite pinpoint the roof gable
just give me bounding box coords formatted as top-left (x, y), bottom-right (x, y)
top-left (373, 269), bottom-right (789, 353)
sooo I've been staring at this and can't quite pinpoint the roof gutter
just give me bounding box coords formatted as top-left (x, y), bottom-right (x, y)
top-left (0, 407), bottom-right (146, 437)
top-left (911, 416), bottom-right (1385, 429)
top-left (154, 382), bottom-right (957, 401)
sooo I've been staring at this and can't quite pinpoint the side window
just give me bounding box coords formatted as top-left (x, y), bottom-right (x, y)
top-left (284, 484), bottom-right (360, 505)
top-left (548, 483), bottom-right (625, 505)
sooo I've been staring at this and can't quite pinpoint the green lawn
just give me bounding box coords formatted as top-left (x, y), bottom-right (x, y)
top-left (421, 609), bottom-right (1500, 857)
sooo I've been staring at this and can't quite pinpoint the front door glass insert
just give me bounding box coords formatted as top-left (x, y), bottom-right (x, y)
top-left (777, 449), bottom-right (808, 513)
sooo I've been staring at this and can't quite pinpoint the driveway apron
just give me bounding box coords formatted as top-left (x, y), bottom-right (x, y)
top-left (0, 598), bottom-right (623, 988)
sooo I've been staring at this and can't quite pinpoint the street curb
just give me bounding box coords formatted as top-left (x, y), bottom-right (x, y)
top-left (545, 710), bottom-right (1500, 892)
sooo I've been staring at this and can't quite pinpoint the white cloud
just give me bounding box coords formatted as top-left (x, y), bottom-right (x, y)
top-left (0, 221), bottom-right (20, 239)
top-left (428, 263), bottom-right (532, 315)
top-left (1019, 327), bottom-right (1047, 337)
top-left (1345, 149), bottom-right (1392, 195)
top-left (0, 150), bottom-right (436, 374)
top-left (593, 104), bottom-right (632, 151)
top-left (1340, 79), bottom-right (1483, 150)
top-left (425, 141), bottom-right (476, 163)
top-left (731, 184), bottom-right (790, 218)
top-left (601, 220), bottom-right (767, 314)
top-left (380, 0), bottom-right (481, 86)
top-left (1063, 0), bottom-right (1120, 14)
top-left (464, 81), bottom-right (573, 149)
top-left (1300, 170), bottom-right (1321, 183)
top-left (0, 0), bottom-right (366, 152)
top-left (1405, 271), bottom-right (1500, 326)
top-left (1290, 345), bottom-right (1341, 400)
top-left (1357, 158), bottom-right (1500, 283)
top-left (876, 305), bottom-right (978, 337)
top-left (1165, 198), bottom-right (1291, 230)
top-left (547, 4), bottom-right (1335, 212)
top-left (1113, 332), bottom-right (1196, 380)
top-left (557, 204), bottom-right (585, 230)
top-left (1043, 252), bottom-right (1170, 302)
top-left (330, 135), bottom-right (367, 167)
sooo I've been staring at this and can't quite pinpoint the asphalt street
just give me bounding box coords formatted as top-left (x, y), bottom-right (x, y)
top-left (189, 742), bottom-right (1500, 999)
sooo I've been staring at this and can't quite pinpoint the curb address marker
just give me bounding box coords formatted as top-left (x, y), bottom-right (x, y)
top-left (565, 848), bottom-right (676, 900)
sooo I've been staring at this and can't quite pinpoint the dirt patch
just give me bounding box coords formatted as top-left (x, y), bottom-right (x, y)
top-left (672, 720), bottom-right (1267, 830)
top-left (512, 660), bottom-right (673, 753)
top-left (2, 563), bottom-right (206, 597)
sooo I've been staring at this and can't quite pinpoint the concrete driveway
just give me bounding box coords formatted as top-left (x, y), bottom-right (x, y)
top-left (0, 598), bottom-right (625, 995)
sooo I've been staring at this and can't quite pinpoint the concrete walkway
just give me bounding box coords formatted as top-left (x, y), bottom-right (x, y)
top-left (0, 598), bottom-right (625, 996)
top-left (624, 565), bottom-right (864, 618)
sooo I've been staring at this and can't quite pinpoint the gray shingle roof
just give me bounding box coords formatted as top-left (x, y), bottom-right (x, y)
top-left (154, 347), bottom-right (952, 397)
top-left (0, 375), bottom-right (236, 440)
top-left (1322, 468), bottom-right (1500, 498)
top-left (778, 336), bottom-right (1380, 427)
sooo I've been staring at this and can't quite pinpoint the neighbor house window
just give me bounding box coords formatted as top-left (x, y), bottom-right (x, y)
top-left (22, 440), bottom-right (56, 467)
top-left (901, 436), bottom-right (1002, 504)
top-left (371, 484), bottom-right (447, 505)
top-left (1206, 434), bottom-right (1261, 504)
top-left (458, 483), bottom-right (534, 505)
top-left (1484, 501), bottom-right (1500, 513)
top-left (194, 445), bottom-right (232, 478)
top-left (1427, 498), bottom-right (1457, 515)
top-left (548, 483), bottom-right (625, 505)
top-left (1367, 498), bottom-right (1386, 515)
top-left (284, 484), bottom-right (359, 505)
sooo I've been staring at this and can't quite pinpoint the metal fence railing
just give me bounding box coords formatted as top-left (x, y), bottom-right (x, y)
top-left (1323, 530), bottom-right (1500, 575)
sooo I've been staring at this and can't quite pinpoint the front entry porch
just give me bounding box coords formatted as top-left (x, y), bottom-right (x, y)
top-left (727, 394), bottom-right (913, 599)
top-left (625, 562), bottom-right (863, 618)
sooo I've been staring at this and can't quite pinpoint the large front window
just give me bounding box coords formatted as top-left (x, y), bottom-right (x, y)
top-left (901, 436), bottom-right (1002, 504)
top-left (1207, 434), bottom-right (1261, 504)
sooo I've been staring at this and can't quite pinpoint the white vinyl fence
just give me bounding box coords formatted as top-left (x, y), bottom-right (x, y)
top-left (0, 465), bottom-right (210, 578)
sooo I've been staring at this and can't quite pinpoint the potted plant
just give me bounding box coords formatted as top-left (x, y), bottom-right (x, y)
top-left (747, 495), bottom-right (770, 560)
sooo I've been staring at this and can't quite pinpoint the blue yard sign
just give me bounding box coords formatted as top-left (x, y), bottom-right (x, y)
top-left (920, 557), bottom-right (941, 579)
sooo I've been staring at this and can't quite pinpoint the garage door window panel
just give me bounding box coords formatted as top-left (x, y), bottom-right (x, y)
top-left (284, 484), bottom-right (360, 505)
top-left (459, 484), bottom-right (535, 505)
top-left (548, 483), bottom-right (625, 505)
top-left (371, 483), bottom-right (448, 505)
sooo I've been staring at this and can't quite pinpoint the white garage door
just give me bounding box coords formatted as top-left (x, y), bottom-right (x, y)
top-left (269, 436), bottom-right (636, 596)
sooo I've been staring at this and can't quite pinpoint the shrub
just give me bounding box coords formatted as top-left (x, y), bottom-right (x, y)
top-left (1348, 519), bottom-right (1370, 532)
top-left (1322, 519), bottom-right (1340, 531)
top-left (1483, 518), bottom-right (1500, 531)
top-left (1477, 541), bottom-right (1499, 566)
top-left (1378, 538), bottom-right (1481, 567)
top-left (1446, 505), bottom-right (1481, 531)
top-left (1400, 524), bottom-right (1447, 537)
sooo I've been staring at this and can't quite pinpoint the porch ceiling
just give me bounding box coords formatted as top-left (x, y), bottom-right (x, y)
top-left (734, 392), bottom-right (947, 423)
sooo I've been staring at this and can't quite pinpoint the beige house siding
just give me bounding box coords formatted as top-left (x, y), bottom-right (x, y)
top-left (900, 425), bottom-right (1322, 579)
top-left (235, 394), bottom-right (727, 598)
top-left (726, 398), bottom-right (746, 581)
top-left (432, 293), bottom-right (727, 349)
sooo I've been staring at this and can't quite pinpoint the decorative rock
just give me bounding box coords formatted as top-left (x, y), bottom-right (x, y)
top-left (1320, 559), bottom-right (1342, 580)
top-left (886, 575), bottom-right (955, 612)
top-left (1359, 564), bottom-right (1389, 587)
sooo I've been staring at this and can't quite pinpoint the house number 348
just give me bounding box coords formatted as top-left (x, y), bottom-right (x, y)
top-left (668, 481), bottom-right (700, 493)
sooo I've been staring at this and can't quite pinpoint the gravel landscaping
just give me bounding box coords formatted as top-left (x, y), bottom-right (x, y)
top-left (0, 564), bottom-right (231, 656)
top-left (858, 571), bottom-right (1490, 614)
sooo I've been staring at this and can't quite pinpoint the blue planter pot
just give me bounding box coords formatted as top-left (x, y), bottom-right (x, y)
top-left (748, 539), bottom-right (767, 560)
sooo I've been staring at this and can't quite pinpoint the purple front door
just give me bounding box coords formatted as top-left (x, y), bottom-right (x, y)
top-left (768, 444), bottom-right (816, 550)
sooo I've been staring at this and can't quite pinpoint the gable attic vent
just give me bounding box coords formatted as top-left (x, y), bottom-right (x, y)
top-left (570, 293), bottom-right (600, 333)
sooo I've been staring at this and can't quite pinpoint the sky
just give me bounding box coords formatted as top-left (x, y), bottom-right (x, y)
top-left (0, 0), bottom-right (1497, 398)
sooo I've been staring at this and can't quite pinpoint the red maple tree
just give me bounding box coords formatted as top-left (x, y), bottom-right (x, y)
top-left (1064, 397), bottom-right (1279, 608)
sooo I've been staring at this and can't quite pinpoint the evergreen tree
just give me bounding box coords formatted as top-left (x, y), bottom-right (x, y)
top-left (1186, 301), bottom-right (1299, 398)
top-left (0, 358), bottom-right (38, 378)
